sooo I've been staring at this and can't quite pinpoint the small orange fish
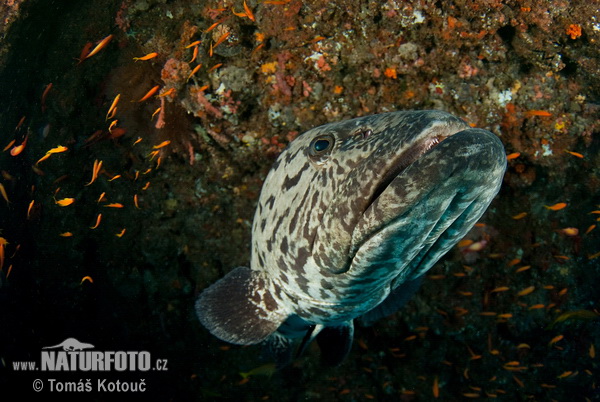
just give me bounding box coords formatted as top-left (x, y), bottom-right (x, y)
top-left (77, 41), bottom-right (93, 62)
top-left (133, 52), bottom-right (158, 61)
top-left (31, 165), bottom-right (45, 176)
top-left (3, 139), bottom-right (16, 152)
top-left (153, 140), bottom-right (171, 149)
top-left (564, 150), bottom-right (584, 158)
top-left (1, 171), bottom-right (13, 181)
top-left (133, 137), bottom-right (143, 146)
top-left (138, 85), bottom-right (160, 102)
top-left (457, 239), bottom-right (473, 248)
top-left (559, 227), bottom-right (578, 236)
top-left (517, 286), bottom-right (535, 296)
top-left (36, 154), bottom-right (51, 165)
top-left (151, 107), bottom-right (162, 120)
top-left (232, 8), bottom-right (247, 18)
top-left (188, 64), bottom-right (202, 80)
top-left (59, 232), bottom-right (73, 237)
top-left (104, 203), bottom-right (124, 208)
top-left (109, 174), bottom-right (121, 181)
top-left (56, 198), bottom-right (75, 206)
top-left (186, 40), bottom-right (201, 48)
top-left (208, 63), bottom-right (223, 73)
top-left (0, 183), bottom-right (9, 204)
top-left (84, 129), bottom-right (105, 145)
top-left (506, 152), bottom-right (520, 160)
top-left (47, 145), bottom-right (68, 154)
top-left (158, 88), bottom-right (176, 98)
top-left (147, 151), bottom-right (160, 161)
top-left (97, 192), bottom-right (107, 203)
top-left (544, 202), bottom-right (567, 211)
top-left (27, 200), bottom-right (35, 219)
top-left (108, 127), bottom-right (126, 139)
top-left (512, 212), bottom-right (527, 220)
top-left (38, 145), bottom-right (68, 164)
top-left (106, 94), bottom-right (120, 120)
top-left (90, 214), bottom-right (102, 229)
top-left (524, 110), bottom-right (552, 117)
top-left (80, 276), bottom-right (94, 284)
top-left (108, 120), bottom-right (118, 133)
top-left (41, 83), bottom-right (53, 112)
top-left (588, 251), bottom-right (600, 260)
top-left (205, 20), bottom-right (224, 33)
top-left (0, 237), bottom-right (7, 270)
top-left (142, 181), bottom-right (150, 191)
top-left (10, 134), bottom-right (29, 156)
top-left (548, 335), bottom-right (564, 346)
top-left (243, 0), bottom-right (255, 21)
top-left (14, 115), bottom-right (26, 131)
top-left (85, 34), bottom-right (113, 60)
top-left (214, 32), bottom-right (230, 49)
top-left (134, 194), bottom-right (140, 209)
top-left (85, 159), bottom-right (103, 186)
top-left (190, 45), bottom-right (198, 63)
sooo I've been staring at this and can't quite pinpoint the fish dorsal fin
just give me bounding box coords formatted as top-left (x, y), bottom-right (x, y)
top-left (196, 266), bottom-right (288, 345)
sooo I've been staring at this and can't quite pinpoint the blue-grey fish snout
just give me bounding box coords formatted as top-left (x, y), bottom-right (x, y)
top-left (443, 128), bottom-right (507, 173)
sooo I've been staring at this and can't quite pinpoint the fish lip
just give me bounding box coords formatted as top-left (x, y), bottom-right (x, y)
top-left (362, 135), bottom-right (446, 213)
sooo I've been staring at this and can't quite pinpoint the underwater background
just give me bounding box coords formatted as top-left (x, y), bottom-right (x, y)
top-left (0, 0), bottom-right (598, 400)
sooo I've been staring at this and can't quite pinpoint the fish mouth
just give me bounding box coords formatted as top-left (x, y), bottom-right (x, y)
top-left (363, 135), bottom-right (446, 212)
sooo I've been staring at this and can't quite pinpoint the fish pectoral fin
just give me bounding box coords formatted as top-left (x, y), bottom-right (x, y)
top-left (358, 275), bottom-right (424, 327)
top-left (195, 266), bottom-right (288, 345)
top-left (316, 322), bottom-right (354, 366)
top-left (295, 323), bottom-right (325, 359)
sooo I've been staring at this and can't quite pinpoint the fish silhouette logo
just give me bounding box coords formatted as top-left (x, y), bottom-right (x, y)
top-left (42, 338), bottom-right (94, 351)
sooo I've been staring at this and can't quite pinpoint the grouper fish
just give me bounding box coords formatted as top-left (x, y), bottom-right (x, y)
top-left (196, 110), bottom-right (506, 365)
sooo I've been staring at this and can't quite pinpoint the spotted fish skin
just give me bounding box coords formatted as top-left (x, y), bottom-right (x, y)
top-left (196, 110), bottom-right (507, 363)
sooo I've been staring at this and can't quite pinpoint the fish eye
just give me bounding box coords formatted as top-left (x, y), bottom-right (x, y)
top-left (314, 139), bottom-right (330, 152)
top-left (309, 134), bottom-right (335, 156)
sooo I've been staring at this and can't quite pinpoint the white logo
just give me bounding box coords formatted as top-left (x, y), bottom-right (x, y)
top-left (42, 338), bottom-right (94, 351)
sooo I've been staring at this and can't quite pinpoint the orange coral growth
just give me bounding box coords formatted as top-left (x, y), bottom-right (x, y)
top-left (384, 68), bottom-right (397, 79)
top-left (566, 24), bottom-right (582, 40)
